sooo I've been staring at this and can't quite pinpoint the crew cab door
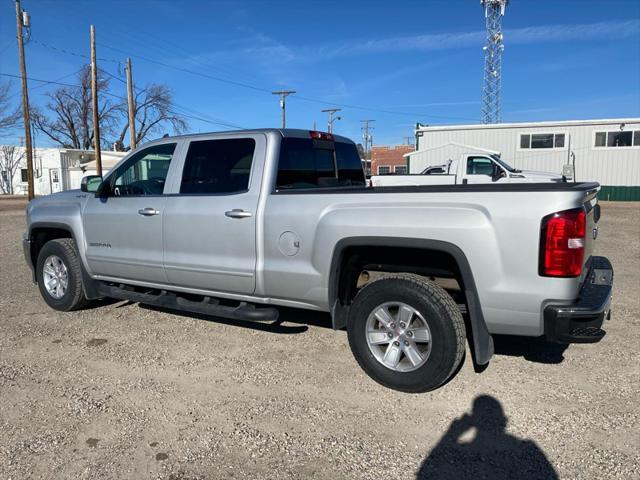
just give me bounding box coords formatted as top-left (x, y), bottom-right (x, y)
top-left (461, 155), bottom-right (504, 184)
top-left (162, 134), bottom-right (266, 294)
top-left (82, 142), bottom-right (180, 283)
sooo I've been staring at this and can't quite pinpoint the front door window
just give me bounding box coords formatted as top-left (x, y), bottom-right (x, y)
top-left (108, 143), bottom-right (176, 196)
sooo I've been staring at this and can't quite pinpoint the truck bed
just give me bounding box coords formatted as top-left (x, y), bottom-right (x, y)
top-left (278, 181), bottom-right (600, 195)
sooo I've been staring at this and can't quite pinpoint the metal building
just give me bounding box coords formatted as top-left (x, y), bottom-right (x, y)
top-left (0, 146), bottom-right (125, 196)
top-left (410, 118), bottom-right (640, 200)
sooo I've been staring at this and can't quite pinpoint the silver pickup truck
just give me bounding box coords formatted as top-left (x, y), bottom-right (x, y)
top-left (23, 129), bottom-right (614, 392)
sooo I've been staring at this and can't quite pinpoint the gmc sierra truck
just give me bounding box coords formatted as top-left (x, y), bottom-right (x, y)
top-left (23, 129), bottom-right (614, 392)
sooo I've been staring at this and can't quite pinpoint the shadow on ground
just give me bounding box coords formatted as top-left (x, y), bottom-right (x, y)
top-left (493, 335), bottom-right (569, 364)
top-left (137, 302), bottom-right (570, 367)
top-left (417, 395), bottom-right (559, 480)
top-left (139, 304), bottom-right (333, 335)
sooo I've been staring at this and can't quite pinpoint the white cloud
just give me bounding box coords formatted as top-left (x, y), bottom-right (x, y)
top-left (314, 19), bottom-right (640, 58)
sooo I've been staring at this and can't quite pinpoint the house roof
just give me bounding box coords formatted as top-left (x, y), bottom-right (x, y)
top-left (403, 142), bottom-right (499, 157)
top-left (416, 118), bottom-right (640, 133)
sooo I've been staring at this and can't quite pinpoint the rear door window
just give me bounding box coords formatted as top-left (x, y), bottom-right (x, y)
top-left (180, 138), bottom-right (255, 194)
top-left (276, 138), bottom-right (365, 189)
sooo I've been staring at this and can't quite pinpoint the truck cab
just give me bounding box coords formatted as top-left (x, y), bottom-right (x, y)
top-left (440, 154), bottom-right (564, 184)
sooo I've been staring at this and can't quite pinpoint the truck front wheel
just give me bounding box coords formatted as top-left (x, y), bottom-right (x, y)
top-left (36, 238), bottom-right (90, 312)
top-left (347, 273), bottom-right (466, 393)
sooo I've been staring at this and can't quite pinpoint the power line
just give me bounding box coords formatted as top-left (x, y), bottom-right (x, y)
top-left (108, 25), bottom-right (268, 92)
top-left (31, 38), bottom-right (480, 122)
top-left (0, 72), bottom-right (246, 130)
top-left (96, 41), bottom-right (273, 94)
top-left (6, 68), bottom-right (83, 100)
top-left (99, 69), bottom-right (246, 129)
top-left (31, 38), bottom-right (118, 64)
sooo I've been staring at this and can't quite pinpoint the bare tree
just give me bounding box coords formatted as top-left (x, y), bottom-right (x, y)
top-left (0, 145), bottom-right (25, 194)
top-left (115, 84), bottom-right (187, 150)
top-left (31, 66), bottom-right (119, 150)
top-left (32, 67), bottom-right (187, 151)
top-left (0, 82), bottom-right (21, 134)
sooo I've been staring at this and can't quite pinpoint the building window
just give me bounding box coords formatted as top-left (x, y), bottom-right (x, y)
top-left (594, 130), bottom-right (638, 147)
top-left (51, 170), bottom-right (59, 183)
top-left (394, 165), bottom-right (407, 174)
top-left (378, 165), bottom-right (391, 175)
top-left (519, 133), bottom-right (565, 149)
top-left (1, 170), bottom-right (7, 184)
top-left (21, 168), bottom-right (28, 182)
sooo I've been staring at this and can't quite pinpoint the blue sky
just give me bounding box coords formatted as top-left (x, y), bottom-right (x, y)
top-left (1, 0), bottom-right (639, 147)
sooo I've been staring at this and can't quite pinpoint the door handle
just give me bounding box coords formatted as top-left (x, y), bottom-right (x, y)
top-left (225, 209), bottom-right (253, 219)
top-left (138, 207), bottom-right (160, 216)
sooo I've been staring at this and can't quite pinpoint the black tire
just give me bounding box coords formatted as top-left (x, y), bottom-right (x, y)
top-left (347, 273), bottom-right (466, 393)
top-left (36, 238), bottom-right (90, 311)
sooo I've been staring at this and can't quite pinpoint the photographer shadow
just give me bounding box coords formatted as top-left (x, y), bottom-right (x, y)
top-left (417, 395), bottom-right (558, 480)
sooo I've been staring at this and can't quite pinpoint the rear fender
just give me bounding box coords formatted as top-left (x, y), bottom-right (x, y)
top-left (328, 237), bottom-right (494, 367)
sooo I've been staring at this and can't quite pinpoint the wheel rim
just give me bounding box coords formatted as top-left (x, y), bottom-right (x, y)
top-left (42, 255), bottom-right (69, 299)
top-left (365, 302), bottom-right (432, 373)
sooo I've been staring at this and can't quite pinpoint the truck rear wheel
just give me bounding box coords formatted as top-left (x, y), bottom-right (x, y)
top-left (347, 273), bottom-right (466, 393)
top-left (36, 238), bottom-right (90, 312)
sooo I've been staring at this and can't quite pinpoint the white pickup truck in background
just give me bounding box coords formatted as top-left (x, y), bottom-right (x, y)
top-left (371, 150), bottom-right (565, 187)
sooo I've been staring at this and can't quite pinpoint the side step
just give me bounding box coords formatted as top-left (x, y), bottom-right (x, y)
top-left (568, 326), bottom-right (606, 343)
top-left (97, 283), bottom-right (279, 322)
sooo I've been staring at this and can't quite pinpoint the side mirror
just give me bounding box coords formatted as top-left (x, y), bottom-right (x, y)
top-left (81, 175), bottom-right (102, 193)
top-left (493, 168), bottom-right (506, 182)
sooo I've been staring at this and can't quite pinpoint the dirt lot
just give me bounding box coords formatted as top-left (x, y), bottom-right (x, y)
top-left (1, 199), bottom-right (638, 479)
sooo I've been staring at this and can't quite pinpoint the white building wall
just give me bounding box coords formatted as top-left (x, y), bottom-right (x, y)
top-left (415, 119), bottom-right (640, 187)
top-left (0, 146), bottom-right (125, 196)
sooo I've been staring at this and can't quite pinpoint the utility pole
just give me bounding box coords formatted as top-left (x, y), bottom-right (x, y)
top-left (360, 119), bottom-right (375, 158)
top-left (322, 108), bottom-right (341, 133)
top-left (403, 136), bottom-right (414, 146)
top-left (125, 57), bottom-right (136, 150)
top-left (90, 25), bottom-right (102, 176)
top-left (15, 0), bottom-right (34, 200)
top-left (272, 90), bottom-right (295, 129)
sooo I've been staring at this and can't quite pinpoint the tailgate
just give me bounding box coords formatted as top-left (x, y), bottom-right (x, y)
top-left (582, 188), bottom-right (600, 272)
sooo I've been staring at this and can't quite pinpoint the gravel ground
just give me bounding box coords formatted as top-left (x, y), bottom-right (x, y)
top-left (0, 199), bottom-right (638, 479)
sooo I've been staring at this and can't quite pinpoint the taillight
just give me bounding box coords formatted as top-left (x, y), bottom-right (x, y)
top-left (540, 208), bottom-right (586, 277)
top-left (309, 131), bottom-right (334, 141)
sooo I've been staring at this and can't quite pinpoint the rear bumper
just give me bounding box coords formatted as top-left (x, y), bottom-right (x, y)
top-left (544, 256), bottom-right (613, 344)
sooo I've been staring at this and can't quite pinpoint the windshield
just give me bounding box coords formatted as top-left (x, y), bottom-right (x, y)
top-left (490, 154), bottom-right (519, 173)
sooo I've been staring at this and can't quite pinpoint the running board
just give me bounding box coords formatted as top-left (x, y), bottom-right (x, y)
top-left (96, 283), bottom-right (279, 322)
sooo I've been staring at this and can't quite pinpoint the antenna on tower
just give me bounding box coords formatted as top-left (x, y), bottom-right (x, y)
top-left (480, 0), bottom-right (508, 124)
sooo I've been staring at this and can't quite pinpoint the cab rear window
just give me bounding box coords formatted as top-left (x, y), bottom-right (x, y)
top-left (276, 138), bottom-right (365, 190)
